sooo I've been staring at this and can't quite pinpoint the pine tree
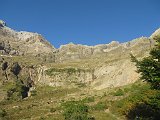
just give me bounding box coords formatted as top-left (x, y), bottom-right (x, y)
top-left (131, 35), bottom-right (160, 90)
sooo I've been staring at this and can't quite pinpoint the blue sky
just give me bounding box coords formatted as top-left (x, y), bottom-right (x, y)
top-left (0, 0), bottom-right (160, 48)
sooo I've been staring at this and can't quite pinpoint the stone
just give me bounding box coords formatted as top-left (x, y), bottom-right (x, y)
top-left (10, 50), bottom-right (17, 55)
top-left (0, 20), bottom-right (6, 27)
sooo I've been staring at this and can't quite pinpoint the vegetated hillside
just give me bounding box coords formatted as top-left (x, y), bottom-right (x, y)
top-left (0, 20), bottom-right (160, 119)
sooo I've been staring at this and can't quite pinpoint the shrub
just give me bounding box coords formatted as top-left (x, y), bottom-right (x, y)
top-left (0, 109), bottom-right (7, 117)
top-left (62, 101), bottom-right (92, 120)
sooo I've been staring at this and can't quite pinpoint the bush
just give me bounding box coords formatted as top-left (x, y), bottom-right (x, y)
top-left (62, 101), bottom-right (92, 120)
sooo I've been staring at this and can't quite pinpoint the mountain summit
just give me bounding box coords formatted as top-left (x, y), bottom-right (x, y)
top-left (0, 20), bottom-right (55, 61)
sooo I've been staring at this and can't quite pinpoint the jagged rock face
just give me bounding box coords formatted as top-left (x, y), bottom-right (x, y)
top-left (0, 21), bottom-right (56, 61)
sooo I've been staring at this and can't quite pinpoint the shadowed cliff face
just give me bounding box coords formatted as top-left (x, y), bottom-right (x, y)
top-left (0, 20), bottom-right (159, 91)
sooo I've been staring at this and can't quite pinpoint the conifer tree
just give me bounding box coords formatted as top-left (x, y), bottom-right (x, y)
top-left (131, 35), bottom-right (160, 90)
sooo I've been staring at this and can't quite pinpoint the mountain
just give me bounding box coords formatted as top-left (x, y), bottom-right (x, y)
top-left (0, 20), bottom-right (159, 98)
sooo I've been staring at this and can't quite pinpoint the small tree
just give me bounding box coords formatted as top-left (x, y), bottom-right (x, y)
top-left (131, 35), bottom-right (160, 90)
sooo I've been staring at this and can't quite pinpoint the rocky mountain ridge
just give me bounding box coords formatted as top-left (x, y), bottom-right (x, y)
top-left (0, 20), bottom-right (157, 63)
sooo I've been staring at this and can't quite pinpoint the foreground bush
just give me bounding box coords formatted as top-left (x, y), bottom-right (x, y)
top-left (62, 101), bottom-right (94, 120)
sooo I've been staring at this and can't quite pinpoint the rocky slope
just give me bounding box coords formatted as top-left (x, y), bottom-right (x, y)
top-left (0, 20), bottom-right (159, 95)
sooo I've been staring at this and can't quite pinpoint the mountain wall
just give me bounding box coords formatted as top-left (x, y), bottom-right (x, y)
top-left (0, 20), bottom-right (159, 92)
